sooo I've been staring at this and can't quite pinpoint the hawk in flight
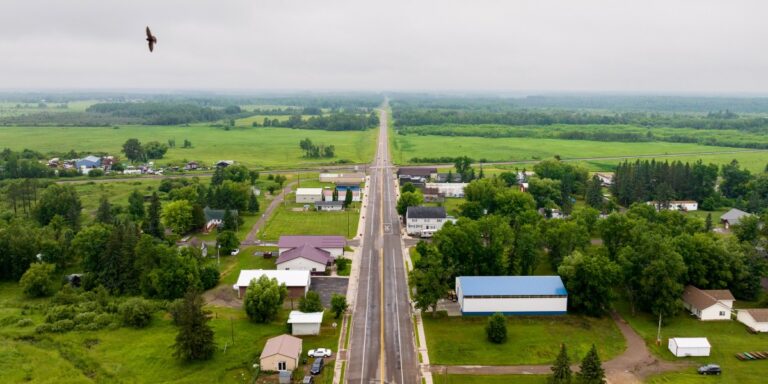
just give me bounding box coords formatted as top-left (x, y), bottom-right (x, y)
top-left (146, 26), bottom-right (157, 52)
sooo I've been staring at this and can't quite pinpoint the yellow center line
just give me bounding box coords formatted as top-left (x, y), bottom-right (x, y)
top-left (379, 150), bottom-right (386, 382)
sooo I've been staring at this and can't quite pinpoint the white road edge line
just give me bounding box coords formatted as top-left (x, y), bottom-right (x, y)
top-left (360, 248), bottom-right (373, 384)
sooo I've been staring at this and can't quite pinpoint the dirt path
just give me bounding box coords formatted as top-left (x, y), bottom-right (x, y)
top-left (429, 311), bottom-right (690, 383)
top-left (242, 181), bottom-right (297, 245)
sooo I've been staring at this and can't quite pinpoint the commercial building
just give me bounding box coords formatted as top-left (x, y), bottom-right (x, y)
top-left (455, 276), bottom-right (568, 315)
top-left (232, 269), bottom-right (311, 299)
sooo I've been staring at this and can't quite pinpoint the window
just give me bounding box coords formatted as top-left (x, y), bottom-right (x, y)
top-left (278, 361), bottom-right (286, 370)
top-left (719, 311), bottom-right (726, 316)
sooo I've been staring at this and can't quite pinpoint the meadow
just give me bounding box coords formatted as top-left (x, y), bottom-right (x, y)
top-left (258, 200), bottom-right (361, 241)
top-left (0, 124), bottom-right (378, 169)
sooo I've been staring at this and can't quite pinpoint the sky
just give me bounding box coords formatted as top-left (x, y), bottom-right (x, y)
top-left (1, 0), bottom-right (767, 93)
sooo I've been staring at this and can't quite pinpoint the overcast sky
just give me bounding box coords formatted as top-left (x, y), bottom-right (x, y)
top-left (1, 0), bottom-right (767, 93)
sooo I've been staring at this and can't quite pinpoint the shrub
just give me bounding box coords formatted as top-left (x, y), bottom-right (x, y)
top-left (119, 298), bottom-right (154, 328)
top-left (73, 312), bottom-right (98, 325)
top-left (45, 305), bottom-right (76, 323)
top-left (485, 313), bottom-right (507, 344)
top-left (35, 324), bottom-right (54, 333)
top-left (51, 319), bottom-right (75, 333)
top-left (298, 291), bottom-right (323, 313)
top-left (19, 262), bottom-right (57, 298)
top-left (199, 266), bottom-right (220, 290)
top-left (94, 313), bottom-right (117, 328)
top-left (16, 318), bottom-right (34, 327)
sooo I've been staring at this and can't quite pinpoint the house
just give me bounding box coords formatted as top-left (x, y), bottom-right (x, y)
top-left (435, 173), bottom-right (463, 183)
top-left (215, 160), bottom-right (234, 167)
top-left (406, 206), bottom-right (448, 237)
top-left (456, 276), bottom-right (568, 315)
top-left (421, 187), bottom-right (444, 203)
top-left (319, 173), bottom-right (365, 184)
top-left (232, 269), bottom-right (311, 299)
top-left (259, 334), bottom-right (302, 372)
top-left (425, 183), bottom-right (468, 198)
top-left (75, 155), bottom-right (101, 169)
top-left (646, 200), bottom-right (699, 211)
top-left (278, 235), bottom-right (346, 258)
top-left (397, 167), bottom-right (437, 180)
top-left (315, 201), bottom-right (344, 211)
top-left (337, 188), bottom-right (361, 202)
top-left (594, 172), bottom-right (614, 186)
top-left (667, 337), bottom-right (711, 357)
top-left (287, 311), bottom-right (324, 335)
top-left (203, 207), bottom-right (238, 233)
top-left (276, 244), bottom-right (333, 273)
top-left (737, 308), bottom-right (768, 332)
top-left (295, 188), bottom-right (323, 203)
top-left (721, 208), bottom-right (752, 229)
top-left (184, 161), bottom-right (199, 171)
top-left (682, 285), bottom-right (734, 320)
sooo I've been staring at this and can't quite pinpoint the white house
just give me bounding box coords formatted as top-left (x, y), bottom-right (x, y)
top-left (455, 276), bottom-right (568, 315)
top-left (315, 201), bottom-right (344, 211)
top-left (278, 235), bottom-right (346, 259)
top-left (232, 269), bottom-right (311, 299)
top-left (682, 285), bottom-right (734, 321)
top-left (287, 311), bottom-right (324, 336)
top-left (295, 188), bottom-right (323, 203)
top-left (668, 337), bottom-right (711, 357)
top-left (276, 244), bottom-right (332, 273)
top-left (737, 308), bottom-right (768, 333)
top-left (425, 183), bottom-right (468, 198)
top-left (406, 206), bottom-right (448, 237)
top-left (646, 200), bottom-right (699, 211)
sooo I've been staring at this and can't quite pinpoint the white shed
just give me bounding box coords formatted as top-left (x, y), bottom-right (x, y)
top-left (287, 311), bottom-right (323, 335)
top-left (295, 188), bottom-right (323, 203)
top-left (737, 308), bottom-right (768, 333)
top-left (668, 337), bottom-right (711, 357)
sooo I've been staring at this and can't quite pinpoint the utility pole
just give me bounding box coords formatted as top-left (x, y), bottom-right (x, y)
top-left (656, 312), bottom-right (662, 345)
top-left (217, 244), bottom-right (221, 266)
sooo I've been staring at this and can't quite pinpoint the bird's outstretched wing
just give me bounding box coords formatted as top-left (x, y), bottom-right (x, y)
top-left (146, 26), bottom-right (152, 38)
top-left (148, 40), bottom-right (154, 52)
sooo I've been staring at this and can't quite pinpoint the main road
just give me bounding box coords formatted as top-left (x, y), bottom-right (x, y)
top-left (346, 107), bottom-right (420, 383)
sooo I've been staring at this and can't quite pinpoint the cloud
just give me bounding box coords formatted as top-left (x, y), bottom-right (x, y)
top-left (0, 0), bottom-right (766, 93)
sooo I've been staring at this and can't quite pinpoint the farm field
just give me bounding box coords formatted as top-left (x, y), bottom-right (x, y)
top-left (421, 312), bottom-right (625, 366)
top-left (0, 125), bottom-right (378, 169)
top-left (615, 299), bottom-right (768, 384)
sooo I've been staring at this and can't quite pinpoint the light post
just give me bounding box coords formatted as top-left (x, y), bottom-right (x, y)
top-left (217, 244), bottom-right (221, 266)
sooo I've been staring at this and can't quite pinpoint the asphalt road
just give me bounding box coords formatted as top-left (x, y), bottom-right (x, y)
top-left (346, 108), bottom-right (419, 383)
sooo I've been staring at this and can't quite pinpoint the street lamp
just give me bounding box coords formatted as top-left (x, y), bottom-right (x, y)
top-left (217, 244), bottom-right (221, 266)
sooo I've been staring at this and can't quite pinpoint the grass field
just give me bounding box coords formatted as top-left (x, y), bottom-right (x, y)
top-left (0, 125), bottom-right (378, 169)
top-left (258, 202), bottom-right (361, 241)
top-left (218, 246), bottom-right (277, 285)
top-left (421, 312), bottom-right (625, 365)
top-left (615, 299), bottom-right (768, 384)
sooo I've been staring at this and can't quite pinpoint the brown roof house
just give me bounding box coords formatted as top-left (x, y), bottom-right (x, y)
top-left (259, 334), bottom-right (302, 372)
top-left (737, 308), bottom-right (768, 333)
top-left (682, 285), bottom-right (734, 321)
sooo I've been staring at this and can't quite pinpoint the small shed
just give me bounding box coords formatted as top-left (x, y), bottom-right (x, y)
top-left (287, 311), bottom-right (324, 335)
top-left (259, 334), bottom-right (302, 372)
top-left (668, 337), bottom-right (711, 357)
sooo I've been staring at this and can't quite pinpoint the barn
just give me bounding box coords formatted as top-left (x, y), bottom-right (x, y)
top-left (668, 337), bottom-right (711, 357)
top-left (455, 276), bottom-right (568, 315)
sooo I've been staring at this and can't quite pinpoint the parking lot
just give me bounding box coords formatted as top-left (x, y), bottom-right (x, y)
top-left (310, 277), bottom-right (349, 307)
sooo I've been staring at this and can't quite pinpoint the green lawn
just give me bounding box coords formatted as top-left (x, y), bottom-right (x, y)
top-left (615, 299), bottom-right (768, 384)
top-left (0, 125), bottom-right (378, 169)
top-left (433, 374), bottom-right (548, 384)
top-left (258, 204), bottom-right (360, 241)
top-left (425, 198), bottom-right (465, 218)
top-left (421, 313), bottom-right (625, 365)
top-left (218, 246), bottom-right (278, 286)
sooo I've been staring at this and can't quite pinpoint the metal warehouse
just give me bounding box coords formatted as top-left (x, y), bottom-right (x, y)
top-left (455, 276), bottom-right (568, 315)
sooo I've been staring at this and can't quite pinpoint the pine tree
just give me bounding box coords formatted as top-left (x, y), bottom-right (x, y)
top-left (446, 170), bottom-right (453, 183)
top-left (96, 196), bottom-right (113, 224)
top-left (332, 188), bottom-right (339, 201)
top-left (343, 188), bottom-right (353, 208)
top-left (585, 175), bottom-right (604, 210)
top-left (211, 166), bottom-right (224, 186)
top-left (577, 345), bottom-right (605, 384)
top-left (248, 192), bottom-right (260, 213)
top-left (173, 290), bottom-right (216, 361)
top-left (550, 344), bottom-right (572, 384)
top-left (143, 192), bottom-right (164, 239)
top-left (478, 166), bottom-right (485, 179)
top-left (705, 213), bottom-right (713, 232)
top-left (128, 189), bottom-right (145, 220)
top-left (222, 209), bottom-right (236, 231)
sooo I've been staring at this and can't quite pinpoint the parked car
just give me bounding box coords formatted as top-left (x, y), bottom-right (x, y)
top-left (697, 364), bottom-right (721, 375)
top-left (230, 249), bottom-right (240, 256)
top-left (310, 358), bottom-right (324, 375)
top-left (308, 348), bottom-right (332, 358)
top-left (301, 376), bottom-right (314, 384)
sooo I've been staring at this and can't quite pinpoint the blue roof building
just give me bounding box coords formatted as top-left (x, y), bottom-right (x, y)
top-left (455, 276), bottom-right (568, 316)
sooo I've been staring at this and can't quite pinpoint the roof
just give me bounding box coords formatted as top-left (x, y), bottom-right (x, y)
top-left (296, 188), bottom-right (323, 195)
top-left (203, 207), bottom-right (237, 222)
top-left (721, 208), bottom-right (751, 223)
top-left (398, 167), bottom-right (436, 177)
top-left (457, 276), bottom-right (567, 296)
top-left (316, 201), bottom-right (343, 207)
top-left (287, 311), bottom-right (324, 324)
top-left (276, 244), bottom-right (332, 265)
top-left (741, 308), bottom-right (768, 323)
top-left (278, 235), bottom-right (346, 249)
top-left (682, 285), bottom-right (734, 311)
top-left (233, 269), bottom-right (310, 288)
top-left (260, 334), bottom-right (302, 359)
top-left (406, 206), bottom-right (447, 219)
top-left (669, 337), bottom-right (710, 348)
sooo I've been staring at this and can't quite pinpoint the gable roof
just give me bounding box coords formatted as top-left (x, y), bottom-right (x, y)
top-left (457, 276), bottom-right (567, 296)
top-left (278, 235), bottom-right (346, 249)
top-left (233, 269), bottom-right (310, 289)
top-left (741, 308), bottom-right (768, 323)
top-left (287, 311), bottom-right (324, 324)
top-left (260, 334), bottom-right (302, 359)
top-left (296, 188), bottom-right (323, 195)
top-left (397, 167), bottom-right (436, 177)
top-left (406, 206), bottom-right (447, 219)
top-left (721, 208), bottom-right (751, 224)
top-left (682, 285), bottom-right (734, 311)
top-left (276, 244), bottom-right (332, 265)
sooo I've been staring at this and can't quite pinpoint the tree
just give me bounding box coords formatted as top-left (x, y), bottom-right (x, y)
top-left (454, 156), bottom-right (473, 181)
top-left (410, 242), bottom-right (453, 315)
top-left (343, 187), bottom-right (353, 208)
top-left (119, 298), bottom-right (154, 328)
top-left (248, 192), bottom-right (260, 213)
top-left (720, 160), bottom-right (752, 198)
top-left (542, 220), bottom-right (589, 270)
top-left (122, 138), bottom-right (144, 162)
top-left (577, 345), bottom-right (605, 384)
top-left (705, 213), bottom-right (713, 232)
top-left (332, 188), bottom-right (338, 201)
top-left (485, 313), bottom-right (507, 344)
top-left (163, 200), bottom-right (193, 235)
top-left (34, 184), bottom-right (82, 229)
top-left (550, 344), bottom-right (572, 384)
top-left (401, 182), bottom-right (416, 193)
top-left (528, 177), bottom-right (562, 209)
top-left (96, 196), bottom-right (113, 224)
top-left (558, 250), bottom-right (620, 316)
top-left (585, 175), bottom-right (604, 210)
top-left (299, 291), bottom-right (324, 312)
top-left (331, 294), bottom-right (348, 319)
top-left (128, 189), bottom-right (145, 220)
top-left (143, 192), bottom-right (164, 238)
top-left (244, 275), bottom-right (288, 323)
top-left (396, 191), bottom-right (424, 216)
top-left (494, 189), bottom-right (536, 227)
top-left (733, 215), bottom-right (761, 244)
top-left (514, 224), bottom-right (541, 275)
top-left (216, 231), bottom-right (239, 255)
top-left (222, 209), bottom-right (237, 231)
top-left (143, 141), bottom-right (169, 159)
top-left (173, 290), bottom-right (215, 361)
top-left (19, 262), bottom-right (57, 297)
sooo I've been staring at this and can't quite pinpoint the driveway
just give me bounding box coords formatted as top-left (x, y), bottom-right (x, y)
top-left (310, 276), bottom-right (349, 307)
